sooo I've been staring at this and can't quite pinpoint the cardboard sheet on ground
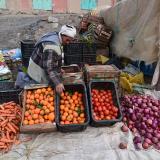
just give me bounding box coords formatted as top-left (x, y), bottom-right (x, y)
top-left (0, 123), bottom-right (160, 160)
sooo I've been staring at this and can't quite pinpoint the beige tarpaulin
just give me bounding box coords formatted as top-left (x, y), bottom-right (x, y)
top-left (0, 123), bottom-right (160, 160)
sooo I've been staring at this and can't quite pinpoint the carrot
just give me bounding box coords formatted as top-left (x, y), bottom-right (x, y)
top-left (0, 146), bottom-right (7, 149)
top-left (0, 138), bottom-right (14, 143)
top-left (5, 126), bottom-right (12, 132)
top-left (0, 119), bottom-right (8, 127)
top-left (7, 123), bottom-right (17, 134)
top-left (0, 142), bottom-right (5, 146)
top-left (6, 131), bottom-right (10, 140)
top-left (10, 122), bottom-right (19, 131)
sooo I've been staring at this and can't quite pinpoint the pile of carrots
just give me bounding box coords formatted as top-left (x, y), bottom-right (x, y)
top-left (0, 101), bottom-right (22, 153)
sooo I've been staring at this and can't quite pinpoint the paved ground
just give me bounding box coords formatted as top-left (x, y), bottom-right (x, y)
top-left (0, 13), bottom-right (80, 49)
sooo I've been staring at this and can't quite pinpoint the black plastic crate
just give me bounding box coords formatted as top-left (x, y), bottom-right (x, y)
top-left (22, 57), bottom-right (30, 68)
top-left (0, 82), bottom-right (22, 104)
top-left (83, 55), bottom-right (96, 64)
top-left (88, 80), bottom-right (122, 127)
top-left (64, 43), bottom-right (83, 56)
top-left (82, 43), bottom-right (97, 55)
top-left (21, 40), bottom-right (35, 59)
top-left (56, 83), bottom-right (90, 132)
top-left (64, 55), bottom-right (83, 65)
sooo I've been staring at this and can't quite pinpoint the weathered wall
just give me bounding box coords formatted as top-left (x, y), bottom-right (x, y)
top-left (0, 0), bottom-right (114, 13)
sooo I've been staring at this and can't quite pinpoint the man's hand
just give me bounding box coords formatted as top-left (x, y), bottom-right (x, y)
top-left (56, 83), bottom-right (65, 94)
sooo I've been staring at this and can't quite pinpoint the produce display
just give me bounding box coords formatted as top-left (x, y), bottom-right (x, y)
top-left (121, 95), bottom-right (160, 150)
top-left (91, 89), bottom-right (119, 121)
top-left (0, 102), bottom-right (22, 153)
top-left (59, 91), bottom-right (86, 125)
top-left (23, 87), bottom-right (55, 125)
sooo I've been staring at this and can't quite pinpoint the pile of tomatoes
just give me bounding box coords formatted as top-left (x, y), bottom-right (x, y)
top-left (59, 91), bottom-right (86, 125)
top-left (91, 89), bottom-right (119, 121)
top-left (23, 87), bottom-right (55, 125)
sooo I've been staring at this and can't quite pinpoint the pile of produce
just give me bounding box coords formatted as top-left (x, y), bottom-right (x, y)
top-left (0, 102), bottom-right (22, 153)
top-left (121, 95), bottom-right (160, 150)
top-left (23, 87), bottom-right (55, 125)
top-left (59, 91), bottom-right (86, 125)
top-left (91, 89), bottom-right (119, 121)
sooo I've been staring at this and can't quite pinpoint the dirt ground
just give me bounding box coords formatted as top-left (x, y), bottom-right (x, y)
top-left (0, 13), bottom-right (80, 49)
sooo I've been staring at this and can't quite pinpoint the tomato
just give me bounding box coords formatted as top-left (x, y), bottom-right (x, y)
top-left (102, 106), bottom-right (106, 111)
top-left (104, 110), bottom-right (109, 116)
top-left (94, 107), bottom-right (98, 111)
top-left (94, 98), bottom-right (98, 102)
top-left (98, 106), bottom-right (102, 112)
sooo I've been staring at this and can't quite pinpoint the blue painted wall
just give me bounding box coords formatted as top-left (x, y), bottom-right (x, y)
top-left (81, 0), bottom-right (97, 10)
top-left (0, 0), bottom-right (6, 9)
top-left (33, 0), bottom-right (52, 10)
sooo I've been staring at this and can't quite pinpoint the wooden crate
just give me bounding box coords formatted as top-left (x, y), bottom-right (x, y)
top-left (84, 64), bottom-right (120, 82)
top-left (61, 65), bottom-right (83, 84)
top-left (20, 84), bottom-right (57, 133)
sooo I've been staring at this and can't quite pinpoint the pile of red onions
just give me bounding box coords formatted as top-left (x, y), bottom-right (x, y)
top-left (121, 95), bottom-right (160, 150)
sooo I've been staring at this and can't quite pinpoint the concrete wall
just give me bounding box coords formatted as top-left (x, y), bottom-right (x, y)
top-left (0, 0), bottom-right (116, 13)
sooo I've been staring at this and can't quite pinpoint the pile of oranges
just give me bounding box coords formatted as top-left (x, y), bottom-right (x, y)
top-left (59, 91), bottom-right (86, 125)
top-left (23, 87), bottom-right (55, 125)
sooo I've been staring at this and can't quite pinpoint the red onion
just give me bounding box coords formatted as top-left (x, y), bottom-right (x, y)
top-left (133, 136), bottom-right (142, 143)
top-left (134, 143), bottom-right (142, 150)
top-left (147, 119), bottom-right (152, 125)
top-left (142, 142), bottom-right (150, 149)
top-left (145, 133), bottom-right (152, 139)
top-left (154, 143), bottom-right (160, 150)
top-left (151, 137), bottom-right (158, 144)
top-left (144, 138), bottom-right (152, 145)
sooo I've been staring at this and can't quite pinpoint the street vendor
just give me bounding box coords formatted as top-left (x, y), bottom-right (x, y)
top-left (16, 25), bottom-right (77, 93)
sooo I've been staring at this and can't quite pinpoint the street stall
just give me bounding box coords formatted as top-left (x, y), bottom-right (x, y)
top-left (0, 0), bottom-right (160, 159)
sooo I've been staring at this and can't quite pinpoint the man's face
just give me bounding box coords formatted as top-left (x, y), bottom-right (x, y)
top-left (61, 35), bottom-right (74, 45)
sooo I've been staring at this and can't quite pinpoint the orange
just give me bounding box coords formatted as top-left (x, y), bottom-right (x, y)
top-left (43, 105), bottom-right (47, 110)
top-left (34, 93), bottom-right (39, 99)
top-left (27, 91), bottom-right (32, 95)
top-left (32, 114), bottom-right (38, 120)
top-left (61, 115), bottom-right (66, 121)
top-left (30, 95), bottom-right (34, 100)
top-left (60, 100), bottom-right (64, 104)
top-left (29, 120), bottom-right (34, 125)
top-left (68, 110), bottom-right (73, 114)
top-left (73, 111), bottom-right (78, 118)
top-left (49, 97), bottom-right (54, 102)
top-left (27, 115), bottom-right (32, 121)
top-left (23, 120), bottom-right (29, 125)
top-left (39, 95), bottom-right (44, 101)
top-left (26, 104), bottom-right (30, 110)
top-left (39, 118), bottom-right (45, 123)
top-left (34, 108), bottom-right (41, 114)
top-left (72, 95), bottom-right (77, 100)
top-left (47, 87), bottom-right (52, 92)
top-left (40, 110), bottom-right (45, 116)
top-left (66, 96), bottom-right (71, 100)
top-left (43, 100), bottom-right (48, 106)
top-left (63, 112), bottom-right (68, 117)
top-left (44, 115), bottom-right (48, 120)
top-left (72, 120), bottom-right (78, 124)
top-left (74, 100), bottom-right (79, 105)
top-left (36, 89), bottom-right (42, 94)
top-left (42, 88), bottom-right (46, 93)
top-left (60, 92), bottom-right (64, 97)
top-left (45, 109), bottom-right (50, 114)
top-left (64, 107), bottom-right (69, 112)
top-left (64, 121), bottom-right (70, 124)
top-left (48, 113), bottom-right (55, 121)
top-left (24, 111), bottom-right (30, 117)
top-left (69, 99), bottom-right (73, 104)
top-left (26, 99), bottom-right (31, 104)
top-left (80, 113), bottom-right (85, 118)
top-left (34, 119), bottom-right (39, 124)
top-left (64, 100), bottom-right (69, 105)
top-left (30, 105), bottom-right (35, 110)
top-left (60, 110), bottom-right (63, 115)
top-left (60, 105), bottom-right (65, 110)
top-left (49, 106), bottom-right (54, 112)
top-left (60, 121), bottom-right (65, 125)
